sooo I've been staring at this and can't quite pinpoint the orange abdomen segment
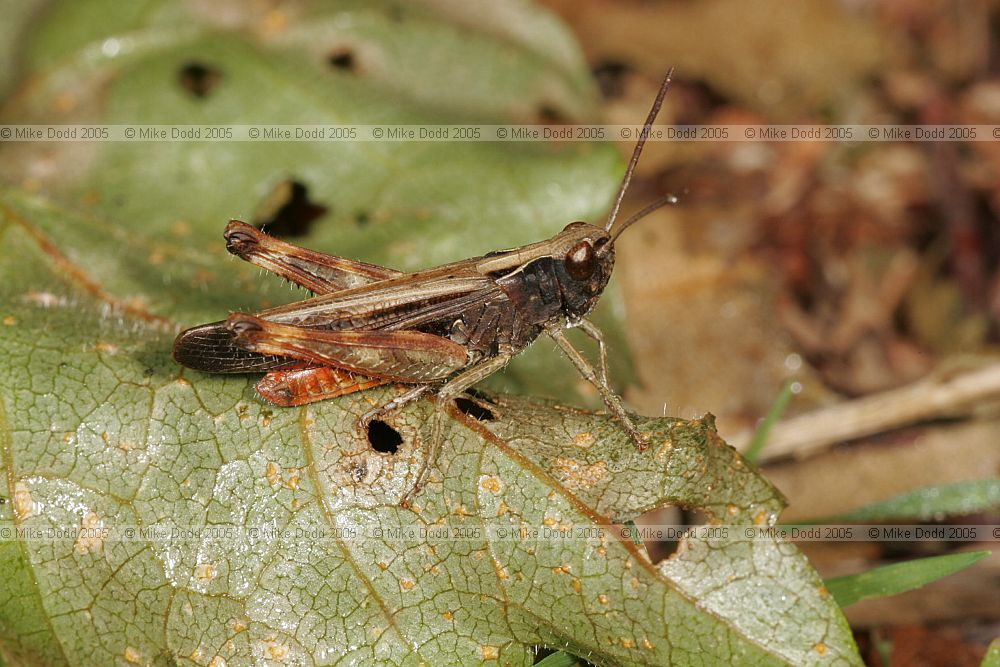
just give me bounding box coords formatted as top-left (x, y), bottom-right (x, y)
top-left (256, 366), bottom-right (391, 407)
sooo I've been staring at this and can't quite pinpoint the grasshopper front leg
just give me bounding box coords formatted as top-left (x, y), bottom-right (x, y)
top-left (547, 326), bottom-right (648, 451)
top-left (573, 317), bottom-right (611, 386)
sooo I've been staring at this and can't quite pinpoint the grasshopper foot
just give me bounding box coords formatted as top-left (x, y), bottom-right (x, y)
top-left (618, 415), bottom-right (650, 452)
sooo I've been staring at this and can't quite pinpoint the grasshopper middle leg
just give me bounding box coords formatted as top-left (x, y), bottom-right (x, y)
top-left (398, 354), bottom-right (513, 507)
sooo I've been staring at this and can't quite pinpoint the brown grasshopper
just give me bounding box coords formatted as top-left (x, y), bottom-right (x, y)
top-left (173, 69), bottom-right (677, 497)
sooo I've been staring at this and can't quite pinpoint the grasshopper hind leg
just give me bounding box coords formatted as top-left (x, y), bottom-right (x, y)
top-left (257, 365), bottom-right (392, 407)
top-left (359, 385), bottom-right (433, 427)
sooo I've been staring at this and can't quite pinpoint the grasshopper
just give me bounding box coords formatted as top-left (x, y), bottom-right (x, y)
top-left (173, 69), bottom-right (677, 499)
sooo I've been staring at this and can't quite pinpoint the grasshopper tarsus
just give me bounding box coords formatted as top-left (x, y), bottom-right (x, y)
top-left (634, 431), bottom-right (651, 453)
top-left (174, 69), bottom-right (682, 503)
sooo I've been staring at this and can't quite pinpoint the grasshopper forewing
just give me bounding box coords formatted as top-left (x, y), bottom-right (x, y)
top-left (174, 68), bottom-right (678, 497)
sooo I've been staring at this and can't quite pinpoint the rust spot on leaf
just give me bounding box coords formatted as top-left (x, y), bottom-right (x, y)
top-left (13, 482), bottom-right (35, 519)
top-left (264, 639), bottom-right (289, 660)
top-left (479, 475), bottom-right (503, 494)
top-left (74, 511), bottom-right (105, 554)
top-left (551, 456), bottom-right (608, 489)
top-left (194, 563), bottom-right (217, 583)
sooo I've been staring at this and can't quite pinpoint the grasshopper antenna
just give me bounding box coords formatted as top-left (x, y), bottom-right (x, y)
top-left (604, 67), bottom-right (675, 237)
top-left (607, 192), bottom-right (680, 243)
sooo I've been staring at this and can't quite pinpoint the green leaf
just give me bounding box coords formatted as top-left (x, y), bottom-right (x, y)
top-left (0, 0), bottom-right (628, 405)
top-left (0, 2), bottom-right (860, 664)
top-left (982, 637), bottom-right (1000, 667)
top-left (825, 479), bottom-right (1000, 522)
top-left (825, 551), bottom-right (990, 608)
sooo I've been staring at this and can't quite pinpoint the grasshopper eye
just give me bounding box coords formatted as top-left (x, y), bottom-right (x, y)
top-left (565, 240), bottom-right (595, 280)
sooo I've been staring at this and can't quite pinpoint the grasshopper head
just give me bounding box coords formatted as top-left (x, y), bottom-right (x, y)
top-left (555, 189), bottom-right (679, 319)
top-left (557, 66), bottom-right (677, 319)
top-left (554, 221), bottom-right (615, 319)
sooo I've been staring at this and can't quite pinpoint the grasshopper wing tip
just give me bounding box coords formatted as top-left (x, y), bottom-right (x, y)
top-left (172, 320), bottom-right (280, 374)
top-left (172, 322), bottom-right (228, 371)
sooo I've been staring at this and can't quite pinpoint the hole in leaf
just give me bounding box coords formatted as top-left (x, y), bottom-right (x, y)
top-left (454, 397), bottom-right (495, 421)
top-left (178, 62), bottom-right (222, 99)
top-left (628, 507), bottom-right (702, 562)
top-left (328, 49), bottom-right (356, 71)
top-left (253, 180), bottom-right (328, 238)
top-left (536, 103), bottom-right (569, 124)
top-left (367, 419), bottom-right (402, 453)
top-left (593, 59), bottom-right (630, 99)
top-left (464, 387), bottom-right (497, 405)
